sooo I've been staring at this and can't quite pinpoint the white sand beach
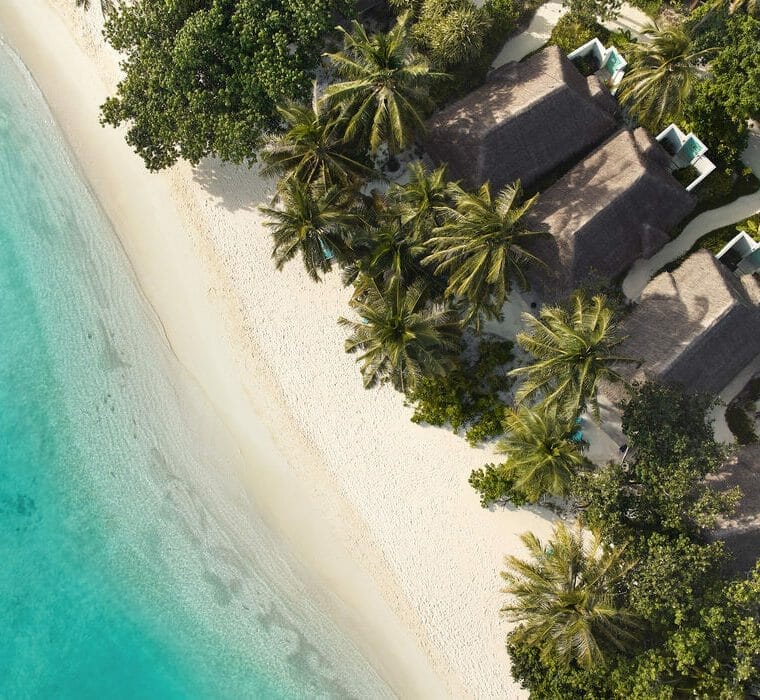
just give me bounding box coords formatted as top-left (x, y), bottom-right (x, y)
top-left (0, 1), bottom-right (555, 696)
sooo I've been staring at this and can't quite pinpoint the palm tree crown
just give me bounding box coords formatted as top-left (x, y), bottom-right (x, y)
top-left (339, 278), bottom-right (460, 391)
top-left (322, 14), bottom-right (442, 154)
top-left (259, 179), bottom-right (359, 282)
top-left (260, 99), bottom-right (374, 190)
top-left (422, 180), bottom-right (545, 326)
top-left (618, 22), bottom-right (714, 127)
top-left (389, 160), bottom-right (453, 237)
top-left (501, 522), bottom-right (640, 670)
top-left (509, 292), bottom-right (632, 419)
top-left (497, 403), bottom-right (586, 502)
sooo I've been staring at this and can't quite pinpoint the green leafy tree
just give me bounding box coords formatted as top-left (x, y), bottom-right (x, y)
top-left (618, 22), bottom-right (714, 128)
top-left (610, 563), bottom-right (760, 699)
top-left (322, 15), bottom-right (443, 154)
top-left (259, 179), bottom-right (359, 282)
top-left (423, 181), bottom-right (544, 327)
top-left (100, 0), bottom-right (349, 171)
top-left (510, 292), bottom-right (631, 420)
top-left (494, 403), bottom-right (586, 502)
top-left (576, 383), bottom-right (738, 541)
top-left (339, 278), bottom-right (460, 391)
top-left (260, 100), bottom-right (375, 190)
top-left (502, 522), bottom-right (640, 671)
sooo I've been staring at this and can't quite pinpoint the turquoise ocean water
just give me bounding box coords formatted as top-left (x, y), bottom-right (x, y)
top-left (0, 40), bottom-right (389, 699)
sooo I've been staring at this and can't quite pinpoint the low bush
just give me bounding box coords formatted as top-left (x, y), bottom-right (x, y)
top-left (469, 463), bottom-right (528, 507)
top-left (548, 13), bottom-right (610, 55)
top-left (405, 336), bottom-right (514, 444)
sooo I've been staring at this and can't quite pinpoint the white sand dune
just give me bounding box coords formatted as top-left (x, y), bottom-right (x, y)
top-left (0, 0), bottom-right (556, 696)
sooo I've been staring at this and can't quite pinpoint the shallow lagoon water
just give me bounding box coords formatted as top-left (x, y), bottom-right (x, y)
top-left (0, 41), bottom-right (388, 699)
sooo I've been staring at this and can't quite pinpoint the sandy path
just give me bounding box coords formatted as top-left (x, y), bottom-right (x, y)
top-left (0, 0), bottom-right (558, 697)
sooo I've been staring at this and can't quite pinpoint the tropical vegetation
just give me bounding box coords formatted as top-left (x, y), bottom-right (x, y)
top-left (618, 22), bottom-right (713, 129)
top-left (509, 292), bottom-right (632, 420)
top-left (100, 0), bottom-right (352, 170)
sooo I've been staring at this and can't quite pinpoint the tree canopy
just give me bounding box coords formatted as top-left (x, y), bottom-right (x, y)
top-left (101, 0), bottom-right (351, 170)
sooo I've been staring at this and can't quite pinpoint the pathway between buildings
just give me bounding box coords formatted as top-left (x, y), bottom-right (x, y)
top-left (623, 128), bottom-right (760, 300)
top-left (491, 1), bottom-right (651, 69)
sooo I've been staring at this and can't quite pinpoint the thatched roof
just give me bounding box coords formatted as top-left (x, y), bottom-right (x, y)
top-left (708, 445), bottom-right (760, 574)
top-left (424, 45), bottom-right (619, 191)
top-left (524, 128), bottom-right (695, 300)
top-left (618, 250), bottom-right (760, 395)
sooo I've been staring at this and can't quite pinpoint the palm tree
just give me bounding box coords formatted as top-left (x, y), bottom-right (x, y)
top-left (339, 278), bottom-right (460, 391)
top-left (322, 14), bottom-right (443, 154)
top-left (618, 22), bottom-right (714, 128)
top-left (388, 160), bottom-right (453, 237)
top-left (509, 292), bottom-right (632, 420)
top-left (259, 179), bottom-right (360, 282)
top-left (260, 99), bottom-right (375, 190)
top-left (501, 522), bottom-right (640, 671)
top-left (497, 403), bottom-right (586, 503)
top-left (422, 181), bottom-right (545, 327)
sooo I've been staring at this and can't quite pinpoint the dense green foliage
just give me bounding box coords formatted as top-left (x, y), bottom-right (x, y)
top-left (469, 463), bottom-right (528, 507)
top-left (406, 336), bottom-right (515, 444)
top-left (685, 11), bottom-right (760, 168)
top-left (101, 0), bottom-right (350, 170)
top-left (506, 383), bottom-right (759, 698)
top-left (510, 293), bottom-right (631, 420)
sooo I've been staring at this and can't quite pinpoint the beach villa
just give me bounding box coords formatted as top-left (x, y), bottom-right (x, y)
top-left (615, 249), bottom-right (760, 397)
top-left (523, 128), bottom-right (695, 300)
top-left (424, 45), bottom-right (619, 192)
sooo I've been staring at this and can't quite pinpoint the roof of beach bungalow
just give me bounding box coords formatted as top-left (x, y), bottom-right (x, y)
top-left (423, 45), bottom-right (619, 192)
top-left (617, 249), bottom-right (760, 396)
top-left (523, 128), bottom-right (695, 300)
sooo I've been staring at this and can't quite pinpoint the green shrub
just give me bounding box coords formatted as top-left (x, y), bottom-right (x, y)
top-left (405, 336), bottom-right (514, 444)
top-left (484, 0), bottom-right (520, 33)
top-left (726, 402), bottom-right (758, 445)
top-left (469, 463), bottom-right (528, 507)
top-left (672, 164), bottom-right (700, 189)
top-left (548, 13), bottom-right (610, 55)
top-left (414, 0), bottom-right (493, 69)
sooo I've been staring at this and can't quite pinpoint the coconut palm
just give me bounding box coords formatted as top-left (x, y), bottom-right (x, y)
top-left (389, 160), bottom-right (453, 237)
top-left (497, 403), bottom-right (586, 502)
top-left (339, 278), bottom-right (460, 391)
top-left (260, 99), bottom-right (375, 190)
top-left (259, 179), bottom-right (360, 282)
top-left (509, 292), bottom-right (632, 419)
top-left (501, 522), bottom-right (640, 670)
top-left (322, 14), bottom-right (443, 154)
top-left (618, 22), bottom-right (714, 127)
top-left (422, 180), bottom-right (545, 327)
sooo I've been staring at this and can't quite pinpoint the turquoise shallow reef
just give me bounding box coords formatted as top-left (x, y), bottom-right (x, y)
top-left (0, 40), bottom-right (388, 700)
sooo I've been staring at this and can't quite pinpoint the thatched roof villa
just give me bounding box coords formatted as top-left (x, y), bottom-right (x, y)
top-left (523, 128), bottom-right (695, 300)
top-left (424, 45), bottom-right (619, 192)
top-left (617, 250), bottom-right (760, 396)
